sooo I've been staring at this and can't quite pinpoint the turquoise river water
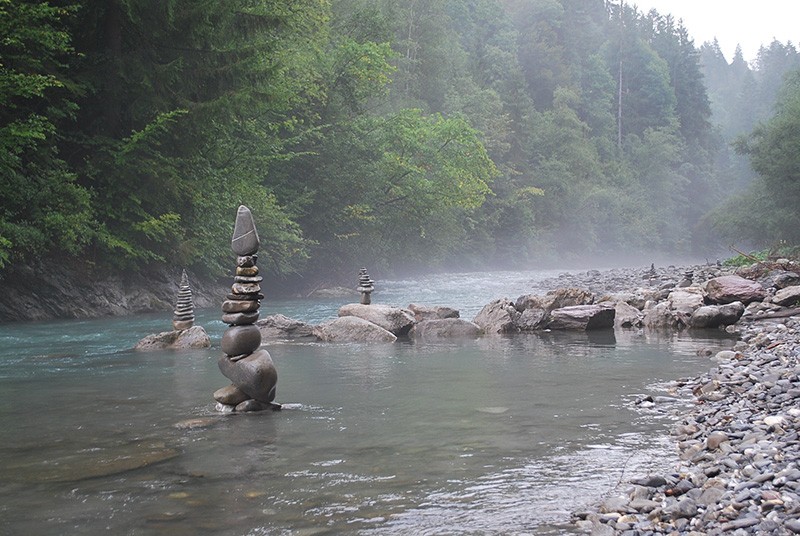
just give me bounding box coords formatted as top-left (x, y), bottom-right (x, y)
top-left (0, 270), bottom-right (734, 535)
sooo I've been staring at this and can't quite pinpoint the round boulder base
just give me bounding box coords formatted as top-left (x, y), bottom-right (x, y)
top-left (221, 324), bottom-right (262, 356)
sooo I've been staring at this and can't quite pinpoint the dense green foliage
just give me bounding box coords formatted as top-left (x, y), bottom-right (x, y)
top-left (1, 0), bottom-right (798, 286)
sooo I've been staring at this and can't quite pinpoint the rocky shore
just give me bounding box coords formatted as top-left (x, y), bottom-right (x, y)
top-left (559, 263), bottom-right (800, 535)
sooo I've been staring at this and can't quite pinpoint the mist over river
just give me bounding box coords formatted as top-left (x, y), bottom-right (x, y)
top-left (0, 270), bottom-right (735, 535)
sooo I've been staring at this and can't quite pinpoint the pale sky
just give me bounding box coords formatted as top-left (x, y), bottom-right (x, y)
top-left (632, 0), bottom-right (799, 63)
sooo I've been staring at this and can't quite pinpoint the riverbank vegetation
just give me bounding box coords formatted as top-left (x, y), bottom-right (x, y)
top-left (2, 0), bottom-right (799, 289)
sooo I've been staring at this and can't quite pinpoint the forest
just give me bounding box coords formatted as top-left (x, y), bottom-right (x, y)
top-left (2, 0), bottom-right (799, 291)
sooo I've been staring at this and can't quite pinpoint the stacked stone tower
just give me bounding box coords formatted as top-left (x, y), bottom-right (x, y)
top-left (213, 205), bottom-right (279, 412)
top-left (172, 269), bottom-right (195, 330)
top-left (357, 267), bottom-right (374, 305)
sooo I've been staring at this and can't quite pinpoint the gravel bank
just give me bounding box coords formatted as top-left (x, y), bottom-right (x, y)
top-left (567, 264), bottom-right (800, 535)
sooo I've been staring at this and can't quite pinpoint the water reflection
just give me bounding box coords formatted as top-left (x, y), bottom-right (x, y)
top-left (0, 270), bottom-right (738, 534)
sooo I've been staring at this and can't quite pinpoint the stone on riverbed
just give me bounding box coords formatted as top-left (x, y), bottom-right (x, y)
top-left (338, 303), bottom-right (415, 336)
top-left (409, 318), bottom-right (482, 339)
top-left (514, 287), bottom-right (594, 313)
top-left (705, 275), bottom-right (766, 305)
top-left (313, 316), bottom-right (397, 342)
top-left (543, 304), bottom-right (615, 330)
top-left (690, 301), bottom-right (745, 329)
top-left (256, 314), bottom-right (316, 340)
top-left (407, 303), bottom-right (459, 322)
top-left (472, 298), bottom-right (519, 334)
top-left (772, 285), bottom-right (800, 307)
top-left (134, 325), bottom-right (211, 351)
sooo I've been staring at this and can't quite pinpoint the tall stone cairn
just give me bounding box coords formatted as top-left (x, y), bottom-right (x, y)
top-left (172, 269), bottom-right (195, 330)
top-left (213, 205), bottom-right (279, 412)
top-left (357, 267), bottom-right (375, 305)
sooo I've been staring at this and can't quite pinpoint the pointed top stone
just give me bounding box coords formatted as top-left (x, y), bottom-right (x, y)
top-left (231, 205), bottom-right (260, 256)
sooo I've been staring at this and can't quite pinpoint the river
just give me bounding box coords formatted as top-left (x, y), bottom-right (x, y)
top-left (0, 269), bottom-right (734, 535)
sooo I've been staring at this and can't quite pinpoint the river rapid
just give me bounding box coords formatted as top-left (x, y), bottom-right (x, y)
top-left (0, 269), bottom-right (735, 535)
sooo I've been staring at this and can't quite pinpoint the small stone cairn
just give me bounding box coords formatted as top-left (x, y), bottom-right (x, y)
top-left (357, 267), bottom-right (374, 305)
top-left (213, 205), bottom-right (280, 413)
top-left (133, 270), bottom-right (210, 350)
top-left (172, 269), bottom-right (195, 330)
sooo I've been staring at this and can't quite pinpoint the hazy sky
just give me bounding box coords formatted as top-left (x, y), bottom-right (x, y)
top-left (632, 0), bottom-right (799, 63)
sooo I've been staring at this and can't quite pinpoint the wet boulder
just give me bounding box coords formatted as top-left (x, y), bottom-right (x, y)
top-left (611, 300), bottom-right (643, 328)
top-left (256, 314), bottom-right (315, 340)
top-left (407, 303), bottom-right (459, 322)
top-left (704, 275), bottom-right (766, 305)
top-left (313, 316), bottom-right (397, 343)
top-left (690, 302), bottom-right (745, 329)
top-left (133, 325), bottom-right (211, 351)
top-left (217, 349), bottom-right (277, 403)
top-left (772, 285), bottom-right (800, 307)
top-left (473, 298), bottom-right (520, 334)
top-left (409, 318), bottom-right (482, 339)
top-left (514, 287), bottom-right (593, 313)
top-left (338, 303), bottom-right (415, 336)
top-left (543, 304), bottom-right (615, 331)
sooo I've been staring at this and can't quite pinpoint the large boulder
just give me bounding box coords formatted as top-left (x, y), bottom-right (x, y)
top-left (133, 325), bottom-right (211, 351)
top-left (256, 314), bottom-right (315, 340)
top-left (668, 287), bottom-right (705, 314)
top-left (473, 299), bottom-right (520, 334)
top-left (313, 316), bottom-right (397, 343)
top-left (338, 303), bottom-right (415, 336)
top-left (514, 287), bottom-right (594, 313)
top-left (643, 301), bottom-right (683, 329)
top-left (516, 307), bottom-right (547, 331)
top-left (758, 270), bottom-right (800, 290)
top-left (409, 318), bottom-right (482, 339)
top-left (690, 302), bottom-right (745, 329)
top-left (612, 300), bottom-right (643, 328)
top-left (705, 275), bottom-right (766, 305)
top-left (543, 304), bottom-right (615, 331)
top-left (217, 349), bottom-right (277, 403)
top-left (773, 285), bottom-right (800, 307)
top-left (407, 303), bottom-right (459, 322)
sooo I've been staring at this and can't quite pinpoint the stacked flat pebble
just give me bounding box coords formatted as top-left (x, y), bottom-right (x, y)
top-left (172, 269), bottom-right (195, 330)
top-left (357, 267), bottom-right (374, 305)
top-left (213, 205), bottom-right (279, 413)
top-left (575, 314), bottom-right (800, 535)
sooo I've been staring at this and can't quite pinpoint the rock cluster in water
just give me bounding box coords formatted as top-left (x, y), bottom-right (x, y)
top-left (172, 269), bottom-right (195, 330)
top-left (133, 270), bottom-right (210, 350)
top-left (357, 267), bottom-right (374, 305)
top-left (213, 205), bottom-right (279, 413)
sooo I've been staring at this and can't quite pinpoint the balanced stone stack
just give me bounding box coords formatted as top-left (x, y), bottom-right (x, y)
top-left (357, 267), bottom-right (374, 305)
top-left (214, 205), bottom-right (279, 413)
top-left (172, 269), bottom-right (195, 330)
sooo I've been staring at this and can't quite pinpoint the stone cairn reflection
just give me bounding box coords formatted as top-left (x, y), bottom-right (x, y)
top-left (357, 267), bottom-right (374, 305)
top-left (213, 205), bottom-right (280, 413)
top-left (172, 269), bottom-right (195, 330)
